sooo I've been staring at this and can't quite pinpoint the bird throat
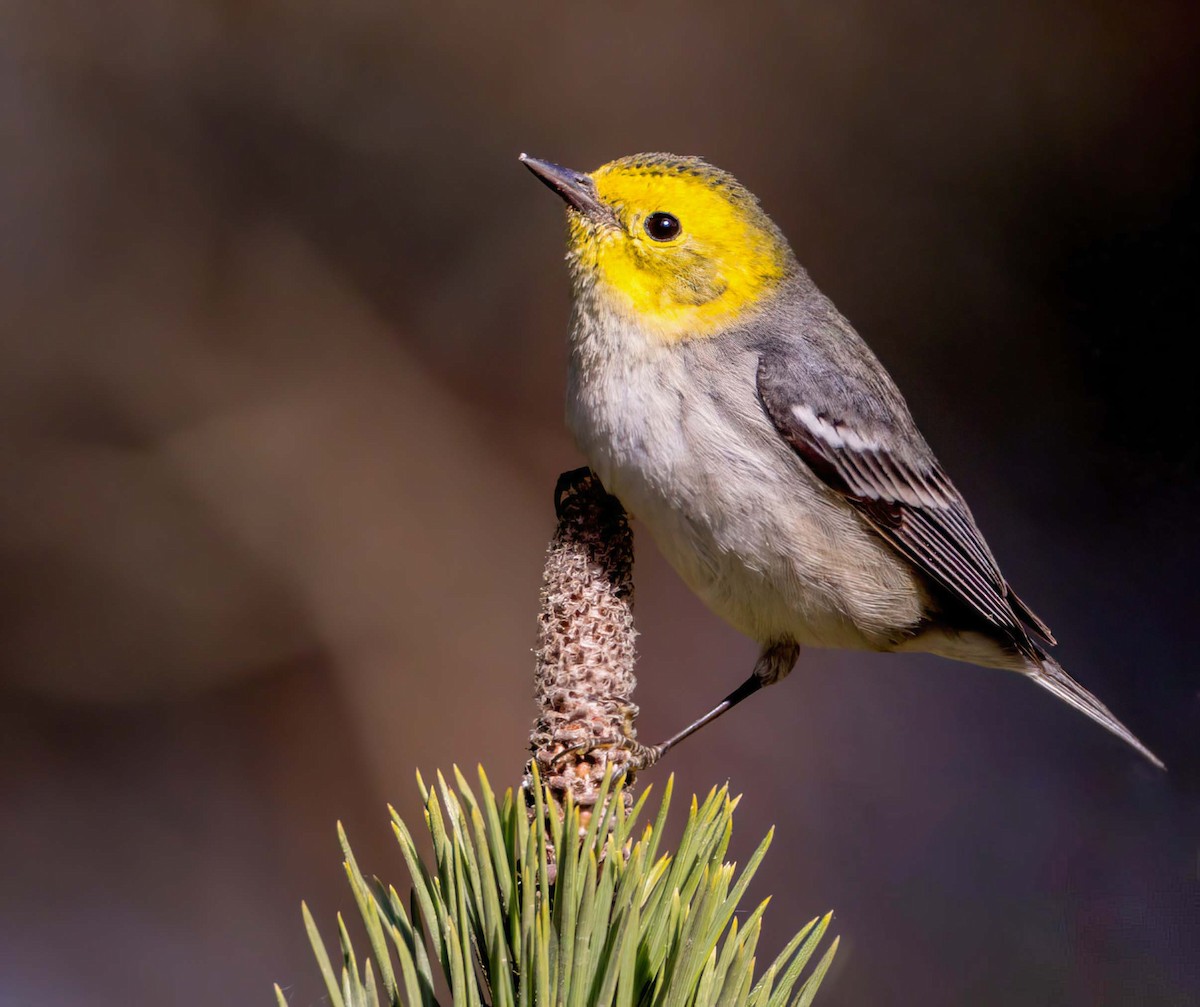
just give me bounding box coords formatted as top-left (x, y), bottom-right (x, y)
top-left (570, 231), bottom-right (786, 344)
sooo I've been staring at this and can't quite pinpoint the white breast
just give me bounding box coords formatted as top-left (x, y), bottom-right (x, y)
top-left (565, 310), bottom-right (928, 651)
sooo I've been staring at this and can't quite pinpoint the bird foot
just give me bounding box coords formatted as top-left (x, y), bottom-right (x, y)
top-left (554, 466), bottom-right (597, 517)
top-left (548, 734), bottom-right (664, 773)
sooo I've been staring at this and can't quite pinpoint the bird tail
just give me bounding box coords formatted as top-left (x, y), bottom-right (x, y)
top-left (1026, 650), bottom-right (1164, 770)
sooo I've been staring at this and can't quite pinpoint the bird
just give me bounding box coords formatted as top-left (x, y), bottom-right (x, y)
top-left (520, 151), bottom-right (1162, 770)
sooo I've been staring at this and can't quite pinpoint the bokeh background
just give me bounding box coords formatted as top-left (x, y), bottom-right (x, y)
top-left (2, 2), bottom-right (1198, 1004)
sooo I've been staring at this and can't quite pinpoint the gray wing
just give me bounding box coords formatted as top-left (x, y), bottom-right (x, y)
top-left (755, 335), bottom-right (1053, 651)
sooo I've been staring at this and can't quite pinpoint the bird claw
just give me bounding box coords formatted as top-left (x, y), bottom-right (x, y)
top-left (554, 466), bottom-right (596, 518)
top-left (548, 734), bottom-right (664, 772)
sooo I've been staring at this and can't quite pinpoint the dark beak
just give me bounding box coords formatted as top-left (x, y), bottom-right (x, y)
top-left (520, 153), bottom-right (610, 220)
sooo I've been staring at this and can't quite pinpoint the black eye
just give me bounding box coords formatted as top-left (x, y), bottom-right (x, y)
top-left (644, 212), bottom-right (681, 241)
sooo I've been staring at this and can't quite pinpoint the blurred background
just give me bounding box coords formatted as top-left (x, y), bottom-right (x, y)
top-left (1, 1), bottom-right (1198, 1004)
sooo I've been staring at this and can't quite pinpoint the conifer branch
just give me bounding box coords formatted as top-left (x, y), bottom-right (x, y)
top-left (279, 469), bottom-right (839, 1006)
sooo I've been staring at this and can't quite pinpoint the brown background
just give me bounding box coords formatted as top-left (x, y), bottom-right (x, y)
top-left (1, 2), bottom-right (1197, 1004)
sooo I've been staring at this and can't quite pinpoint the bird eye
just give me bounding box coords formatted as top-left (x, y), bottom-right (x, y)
top-left (644, 212), bottom-right (682, 241)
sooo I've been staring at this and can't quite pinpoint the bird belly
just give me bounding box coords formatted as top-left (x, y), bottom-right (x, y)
top-left (616, 458), bottom-right (924, 651)
top-left (566, 340), bottom-right (929, 651)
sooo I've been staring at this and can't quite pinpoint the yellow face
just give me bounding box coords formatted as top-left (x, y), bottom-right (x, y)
top-left (565, 155), bottom-right (793, 342)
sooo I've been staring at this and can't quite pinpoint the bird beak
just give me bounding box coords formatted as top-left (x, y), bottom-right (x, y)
top-left (520, 154), bottom-right (611, 222)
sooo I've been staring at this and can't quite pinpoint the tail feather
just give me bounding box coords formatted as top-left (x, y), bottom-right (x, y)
top-left (1007, 587), bottom-right (1056, 645)
top-left (1028, 652), bottom-right (1164, 770)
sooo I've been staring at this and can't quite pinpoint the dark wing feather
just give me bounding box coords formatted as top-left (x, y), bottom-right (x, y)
top-left (756, 350), bottom-right (1054, 650)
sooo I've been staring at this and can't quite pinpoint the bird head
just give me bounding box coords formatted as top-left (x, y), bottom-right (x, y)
top-left (521, 152), bottom-right (794, 342)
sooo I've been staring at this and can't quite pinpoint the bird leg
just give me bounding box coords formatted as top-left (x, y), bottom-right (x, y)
top-left (630, 640), bottom-right (800, 769)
